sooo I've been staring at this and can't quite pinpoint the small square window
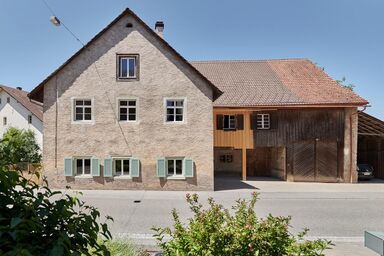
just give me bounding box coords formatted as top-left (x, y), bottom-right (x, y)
top-left (73, 99), bottom-right (92, 121)
top-left (167, 158), bottom-right (184, 177)
top-left (166, 99), bottom-right (184, 122)
top-left (223, 115), bottom-right (236, 130)
top-left (256, 114), bottom-right (270, 129)
top-left (76, 158), bottom-right (91, 176)
top-left (28, 115), bottom-right (32, 124)
top-left (119, 100), bottom-right (137, 121)
top-left (219, 154), bottom-right (233, 163)
top-left (114, 158), bottom-right (130, 176)
top-left (117, 55), bottom-right (139, 79)
top-left (3, 117), bottom-right (7, 126)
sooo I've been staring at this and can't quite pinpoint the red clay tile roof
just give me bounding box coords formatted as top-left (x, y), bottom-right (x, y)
top-left (191, 59), bottom-right (368, 107)
top-left (0, 85), bottom-right (43, 121)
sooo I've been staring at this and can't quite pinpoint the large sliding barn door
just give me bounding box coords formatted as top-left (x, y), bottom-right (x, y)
top-left (316, 141), bottom-right (338, 182)
top-left (293, 140), bottom-right (338, 182)
top-left (293, 141), bottom-right (315, 182)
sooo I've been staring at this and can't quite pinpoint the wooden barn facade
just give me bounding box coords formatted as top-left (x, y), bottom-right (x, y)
top-left (192, 59), bottom-right (368, 183)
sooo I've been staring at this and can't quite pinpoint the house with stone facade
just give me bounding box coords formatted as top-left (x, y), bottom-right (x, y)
top-left (0, 85), bottom-right (43, 149)
top-left (28, 8), bottom-right (367, 190)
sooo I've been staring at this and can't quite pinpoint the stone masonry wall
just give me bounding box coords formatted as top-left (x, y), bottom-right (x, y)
top-left (42, 14), bottom-right (214, 190)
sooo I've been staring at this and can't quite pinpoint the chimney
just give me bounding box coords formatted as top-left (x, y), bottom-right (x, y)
top-left (155, 21), bottom-right (164, 38)
top-left (16, 87), bottom-right (22, 91)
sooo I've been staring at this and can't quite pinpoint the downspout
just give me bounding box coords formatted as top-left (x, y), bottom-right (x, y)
top-left (349, 105), bottom-right (368, 183)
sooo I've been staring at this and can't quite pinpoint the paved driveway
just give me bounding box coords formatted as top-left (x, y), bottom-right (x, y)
top-left (68, 177), bottom-right (384, 255)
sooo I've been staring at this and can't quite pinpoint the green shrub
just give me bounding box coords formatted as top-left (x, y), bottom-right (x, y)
top-left (153, 193), bottom-right (332, 256)
top-left (0, 166), bottom-right (113, 256)
top-left (0, 127), bottom-right (41, 167)
top-left (102, 239), bottom-right (149, 256)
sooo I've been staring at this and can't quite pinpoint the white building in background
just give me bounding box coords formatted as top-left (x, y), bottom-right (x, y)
top-left (0, 85), bottom-right (43, 149)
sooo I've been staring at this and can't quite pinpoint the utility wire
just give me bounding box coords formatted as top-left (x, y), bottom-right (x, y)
top-left (40, 0), bottom-right (133, 155)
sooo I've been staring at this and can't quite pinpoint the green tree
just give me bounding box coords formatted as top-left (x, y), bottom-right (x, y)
top-left (0, 127), bottom-right (41, 167)
top-left (0, 166), bottom-right (113, 256)
top-left (336, 76), bottom-right (355, 91)
top-left (153, 193), bottom-right (332, 256)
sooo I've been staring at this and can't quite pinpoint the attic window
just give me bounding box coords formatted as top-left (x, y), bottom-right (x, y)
top-left (7, 97), bottom-right (10, 103)
top-left (126, 23), bottom-right (133, 28)
top-left (117, 54), bottom-right (139, 80)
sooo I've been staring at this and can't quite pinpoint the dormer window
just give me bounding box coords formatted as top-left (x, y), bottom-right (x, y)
top-left (117, 54), bottom-right (139, 80)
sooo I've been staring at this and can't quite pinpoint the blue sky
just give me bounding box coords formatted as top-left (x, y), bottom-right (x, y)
top-left (0, 0), bottom-right (383, 119)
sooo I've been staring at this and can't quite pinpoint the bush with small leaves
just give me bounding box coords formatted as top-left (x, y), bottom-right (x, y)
top-left (153, 193), bottom-right (332, 256)
top-left (0, 166), bottom-right (113, 256)
top-left (0, 127), bottom-right (41, 167)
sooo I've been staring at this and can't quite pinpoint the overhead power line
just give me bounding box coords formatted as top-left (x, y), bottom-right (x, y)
top-left (39, 0), bottom-right (133, 155)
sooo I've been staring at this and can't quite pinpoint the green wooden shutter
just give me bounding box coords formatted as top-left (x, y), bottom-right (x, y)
top-left (104, 158), bottom-right (113, 177)
top-left (91, 157), bottom-right (100, 176)
top-left (130, 158), bottom-right (140, 177)
top-left (156, 158), bottom-right (166, 177)
top-left (184, 158), bottom-right (194, 178)
top-left (64, 157), bottom-right (73, 176)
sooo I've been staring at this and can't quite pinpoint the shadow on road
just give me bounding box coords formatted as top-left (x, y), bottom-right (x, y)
top-left (214, 176), bottom-right (259, 191)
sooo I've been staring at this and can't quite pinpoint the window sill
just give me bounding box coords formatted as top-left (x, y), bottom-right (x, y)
top-left (119, 121), bottom-right (138, 124)
top-left (116, 77), bottom-right (139, 81)
top-left (113, 175), bottom-right (132, 179)
top-left (72, 121), bottom-right (95, 125)
top-left (166, 176), bottom-right (186, 180)
top-left (164, 121), bottom-right (186, 125)
top-left (75, 175), bottom-right (93, 179)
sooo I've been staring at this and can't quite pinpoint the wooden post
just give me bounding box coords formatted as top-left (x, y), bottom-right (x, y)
top-left (242, 145), bottom-right (247, 180)
top-left (242, 111), bottom-right (247, 180)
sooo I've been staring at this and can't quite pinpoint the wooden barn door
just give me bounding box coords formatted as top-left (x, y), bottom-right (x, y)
top-left (316, 141), bottom-right (338, 182)
top-left (292, 140), bottom-right (338, 182)
top-left (293, 141), bottom-right (315, 182)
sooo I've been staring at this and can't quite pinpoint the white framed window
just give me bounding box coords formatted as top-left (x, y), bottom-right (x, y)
top-left (3, 117), bottom-right (7, 126)
top-left (256, 114), bottom-right (270, 129)
top-left (75, 158), bottom-right (91, 176)
top-left (117, 55), bottom-right (138, 79)
top-left (166, 158), bottom-right (184, 177)
top-left (28, 115), bottom-right (32, 124)
top-left (119, 100), bottom-right (136, 121)
top-left (223, 115), bottom-right (236, 130)
top-left (73, 99), bottom-right (93, 122)
top-left (166, 99), bottom-right (184, 122)
top-left (113, 158), bottom-right (130, 176)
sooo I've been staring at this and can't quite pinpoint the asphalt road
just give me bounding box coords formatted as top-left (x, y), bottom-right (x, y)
top-left (70, 178), bottom-right (384, 255)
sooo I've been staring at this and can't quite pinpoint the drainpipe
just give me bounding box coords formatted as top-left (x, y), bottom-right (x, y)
top-left (349, 105), bottom-right (368, 183)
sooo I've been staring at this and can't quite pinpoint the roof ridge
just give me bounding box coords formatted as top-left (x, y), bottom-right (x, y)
top-left (190, 58), bottom-right (310, 63)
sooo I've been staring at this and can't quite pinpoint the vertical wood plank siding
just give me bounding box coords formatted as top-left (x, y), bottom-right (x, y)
top-left (214, 108), bottom-right (345, 149)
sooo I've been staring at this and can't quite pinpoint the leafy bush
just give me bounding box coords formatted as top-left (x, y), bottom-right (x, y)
top-left (0, 127), bottom-right (41, 167)
top-left (0, 166), bottom-right (113, 256)
top-left (102, 239), bottom-right (150, 256)
top-left (153, 193), bottom-right (332, 256)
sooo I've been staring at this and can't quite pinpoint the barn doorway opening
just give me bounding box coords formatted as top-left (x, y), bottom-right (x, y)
top-left (246, 147), bottom-right (286, 180)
